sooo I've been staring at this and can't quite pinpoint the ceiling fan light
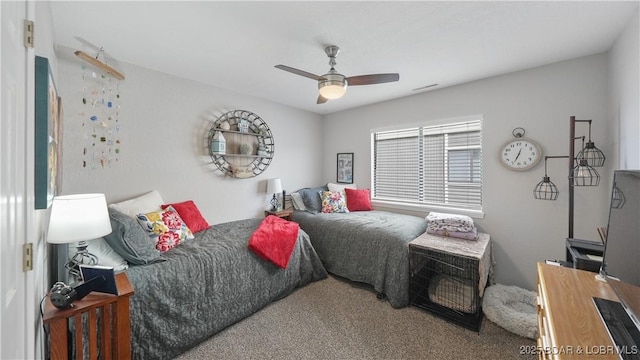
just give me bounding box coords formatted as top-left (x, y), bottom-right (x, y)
top-left (318, 80), bottom-right (347, 99)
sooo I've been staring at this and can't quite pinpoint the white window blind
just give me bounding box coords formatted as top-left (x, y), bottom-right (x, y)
top-left (372, 119), bottom-right (482, 211)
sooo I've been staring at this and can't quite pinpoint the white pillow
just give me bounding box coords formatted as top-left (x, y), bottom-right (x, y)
top-left (328, 182), bottom-right (357, 193)
top-left (69, 238), bottom-right (128, 271)
top-left (108, 190), bottom-right (164, 218)
top-left (291, 192), bottom-right (307, 211)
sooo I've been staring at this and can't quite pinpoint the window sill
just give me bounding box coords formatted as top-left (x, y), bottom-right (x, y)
top-left (371, 199), bottom-right (485, 219)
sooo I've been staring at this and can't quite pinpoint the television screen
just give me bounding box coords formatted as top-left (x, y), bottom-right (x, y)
top-left (600, 170), bottom-right (640, 331)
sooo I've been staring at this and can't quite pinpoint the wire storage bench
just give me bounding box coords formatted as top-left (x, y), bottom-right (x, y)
top-left (409, 232), bottom-right (492, 331)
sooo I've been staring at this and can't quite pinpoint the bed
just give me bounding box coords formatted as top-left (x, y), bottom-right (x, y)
top-left (123, 217), bottom-right (327, 359)
top-left (292, 210), bottom-right (428, 308)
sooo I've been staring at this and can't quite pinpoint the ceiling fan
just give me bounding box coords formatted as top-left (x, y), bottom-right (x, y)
top-left (275, 45), bottom-right (399, 104)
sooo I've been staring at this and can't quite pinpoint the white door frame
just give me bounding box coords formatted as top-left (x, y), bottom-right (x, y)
top-left (1, 0), bottom-right (37, 358)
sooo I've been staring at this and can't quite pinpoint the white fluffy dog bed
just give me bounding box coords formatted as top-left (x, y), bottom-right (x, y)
top-left (482, 284), bottom-right (538, 339)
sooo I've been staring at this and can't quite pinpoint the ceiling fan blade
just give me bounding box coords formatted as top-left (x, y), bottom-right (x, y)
top-left (275, 65), bottom-right (322, 81)
top-left (346, 73), bottom-right (399, 86)
top-left (317, 95), bottom-right (328, 104)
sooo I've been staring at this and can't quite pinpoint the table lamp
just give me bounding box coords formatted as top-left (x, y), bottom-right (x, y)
top-left (47, 194), bottom-right (112, 281)
top-left (266, 178), bottom-right (282, 211)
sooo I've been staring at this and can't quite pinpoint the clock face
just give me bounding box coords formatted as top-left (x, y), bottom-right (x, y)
top-left (499, 138), bottom-right (542, 171)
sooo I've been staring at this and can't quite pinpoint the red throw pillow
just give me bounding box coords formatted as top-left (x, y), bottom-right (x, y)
top-left (344, 188), bottom-right (373, 211)
top-left (161, 200), bottom-right (210, 233)
top-left (248, 215), bottom-right (299, 269)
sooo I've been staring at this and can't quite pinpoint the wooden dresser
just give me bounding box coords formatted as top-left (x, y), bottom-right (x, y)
top-left (537, 262), bottom-right (620, 359)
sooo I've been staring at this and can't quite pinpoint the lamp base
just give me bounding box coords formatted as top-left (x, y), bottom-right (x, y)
top-left (270, 194), bottom-right (281, 212)
top-left (65, 240), bottom-right (98, 282)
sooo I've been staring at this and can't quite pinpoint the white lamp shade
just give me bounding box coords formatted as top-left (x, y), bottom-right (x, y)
top-left (318, 83), bottom-right (347, 99)
top-left (318, 73), bottom-right (347, 100)
top-left (47, 194), bottom-right (112, 244)
top-left (266, 178), bottom-right (282, 194)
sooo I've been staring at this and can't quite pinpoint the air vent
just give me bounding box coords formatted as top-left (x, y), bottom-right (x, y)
top-left (412, 83), bottom-right (438, 91)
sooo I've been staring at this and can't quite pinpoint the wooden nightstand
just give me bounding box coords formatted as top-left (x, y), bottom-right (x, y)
top-left (265, 209), bottom-right (293, 221)
top-left (43, 272), bottom-right (135, 360)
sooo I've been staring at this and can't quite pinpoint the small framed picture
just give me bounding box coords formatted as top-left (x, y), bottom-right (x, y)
top-left (79, 265), bottom-right (118, 295)
top-left (337, 153), bottom-right (354, 184)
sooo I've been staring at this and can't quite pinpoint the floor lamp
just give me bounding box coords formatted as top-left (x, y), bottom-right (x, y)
top-left (533, 116), bottom-right (606, 261)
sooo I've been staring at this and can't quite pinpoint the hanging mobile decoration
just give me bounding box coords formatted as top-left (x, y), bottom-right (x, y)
top-left (80, 60), bottom-right (122, 169)
top-left (75, 48), bottom-right (125, 80)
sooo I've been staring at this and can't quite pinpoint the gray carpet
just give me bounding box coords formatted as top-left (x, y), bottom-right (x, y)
top-left (175, 275), bottom-right (536, 360)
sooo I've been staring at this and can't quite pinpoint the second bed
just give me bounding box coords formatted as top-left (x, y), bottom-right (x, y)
top-left (292, 210), bottom-right (428, 308)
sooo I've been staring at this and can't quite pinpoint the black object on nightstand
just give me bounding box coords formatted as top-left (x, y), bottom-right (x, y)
top-left (566, 238), bottom-right (604, 273)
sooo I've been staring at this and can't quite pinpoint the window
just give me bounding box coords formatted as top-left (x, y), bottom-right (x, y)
top-left (371, 118), bottom-right (482, 213)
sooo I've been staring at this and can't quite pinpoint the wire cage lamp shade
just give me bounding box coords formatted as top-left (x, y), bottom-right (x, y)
top-left (570, 159), bottom-right (600, 186)
top-left (533, 156), bottom-right (562, 200)
top-left (534, 176), bottom-right (559, 200)
top-left (576, 119), bottom-right (605, 167)
top-left (576, 141), bottom-right (606, 167)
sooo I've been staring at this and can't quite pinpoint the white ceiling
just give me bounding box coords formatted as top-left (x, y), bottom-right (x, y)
top-left (50, 1), bottom-right (638, 115)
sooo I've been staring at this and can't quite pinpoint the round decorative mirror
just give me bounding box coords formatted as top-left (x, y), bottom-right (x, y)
top-left (208, 110), bottom-right (274, 178)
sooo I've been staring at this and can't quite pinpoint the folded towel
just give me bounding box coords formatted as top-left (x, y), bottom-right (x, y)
top-left (426, 212), bottom-right (474, 232)
top-left (426, 226), bottom-right (479, 241)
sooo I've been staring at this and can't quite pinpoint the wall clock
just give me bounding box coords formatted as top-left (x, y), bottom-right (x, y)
top-left (499, 128), bottom-right (542, 171)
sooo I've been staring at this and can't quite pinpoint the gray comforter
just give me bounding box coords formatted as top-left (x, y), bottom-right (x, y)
top-left (292, 210), bottom-right (427, 308)
top-left (124, 218), bottom-right (327, 359)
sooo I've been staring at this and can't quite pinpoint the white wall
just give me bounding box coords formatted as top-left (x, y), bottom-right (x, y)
top-left (609, 10), bottom-right (640, 169)
top-left (322, 54), bottom-right (612, 290)
top-left (56, 46), bottom-right (323, 224)
top-left (53, 10), bottom-right (639, 293)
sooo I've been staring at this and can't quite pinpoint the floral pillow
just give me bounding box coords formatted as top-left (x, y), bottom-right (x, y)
top-left (320, 191), bottom-right (350, 213)
top-left (136, 206), bottom-right (194, 252)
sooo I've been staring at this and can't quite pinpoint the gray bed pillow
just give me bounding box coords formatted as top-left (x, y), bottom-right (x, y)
top-left (298, 185), bottom-right (328, 214)
top-left (103, 207), bottom-right (165, 265)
